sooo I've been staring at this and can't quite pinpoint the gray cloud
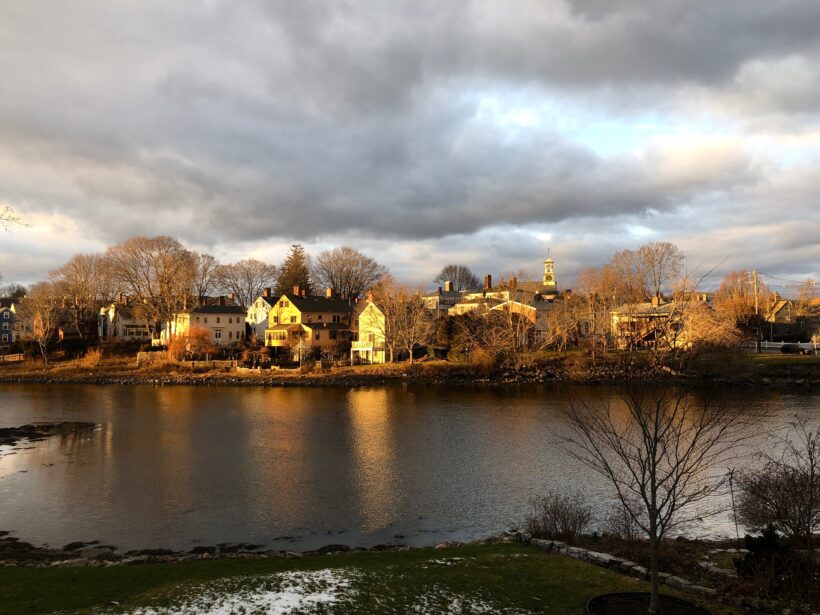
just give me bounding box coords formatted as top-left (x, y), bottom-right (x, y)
top-left (0, 0), bottom-right (818, 285)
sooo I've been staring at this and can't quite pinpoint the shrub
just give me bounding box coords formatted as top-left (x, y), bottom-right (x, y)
top-left (300, 359), bottom-right (316, 374)
top-left (525, 490), bottom-right (593, 543)
top-left (167, 326), bottom-right (215, 361)
top-left (468, 348), bottom-right (497, 377)
top-left (79, 348), bottom-right (102, 368)
top-left (603, 502), bottom-right (642, 542)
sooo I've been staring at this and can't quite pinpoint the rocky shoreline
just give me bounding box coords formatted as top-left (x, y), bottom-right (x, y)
top-left (0, 531), bottom-right (498, 569)
top-left (0, 361), bottom-right (817, 388)
top-left (0, 421), bottom-right (97, 447)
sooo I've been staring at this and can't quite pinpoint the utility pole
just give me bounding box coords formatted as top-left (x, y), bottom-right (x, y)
top-left (752, 270), bottom-right (760, 353)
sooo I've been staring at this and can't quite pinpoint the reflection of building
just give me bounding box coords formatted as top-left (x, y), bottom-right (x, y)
top-left (264, 286), bottom-right (352, 358)
top-left (351, 300), bottom-right (387, 364)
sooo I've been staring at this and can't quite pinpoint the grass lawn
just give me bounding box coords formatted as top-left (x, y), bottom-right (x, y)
top-left (749, 353), bottom-right (820, 365)
top-left (0, 543), bottom-right (722, 614)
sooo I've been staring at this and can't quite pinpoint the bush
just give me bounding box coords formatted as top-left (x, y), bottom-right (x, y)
top-left (79, 348), bottom-right (102, 368)
top-left (468, 348), bottom-right (497, 377)
top-left (525, 490), bottom-right (593, 543)
top-left (603, 503), bottom-right (642, 542)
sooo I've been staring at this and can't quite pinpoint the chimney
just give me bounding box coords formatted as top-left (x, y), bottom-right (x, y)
top-left (263, 287), bottom-right (271, 298)
top-left (219, 295), bottom-right (226, 307)
top-left (325, 287), bottom-right (334, 298)
top-left (651, 295), bottom-right (661, 307)
top-left (293, 285), bottom-right (301, 296)
top-left (437, 286), bottom-right (443, 295)
top-left (484, 274), bottom-right (492, 290)
top-left (510, 277), bottom-right (517, 289)
top-left (444, 281), bottom-right (453, 292)
top-left (301, 289), bottom-right (306, 297)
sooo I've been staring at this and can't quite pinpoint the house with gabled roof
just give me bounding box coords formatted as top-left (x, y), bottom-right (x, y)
top-left (166, 295), bottom-right (246, 346)
top-left (98, 295), bottom-right (151, 341)
top-left (264, 286), bottom-right (352, 358)
top-left (246, 287), bottom-right (277, 342)
top-left (0, 298), bottom-right (17, 347)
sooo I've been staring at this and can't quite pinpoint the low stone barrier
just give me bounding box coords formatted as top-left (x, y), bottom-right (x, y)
top-left (513, 532), bottom-right (785, 614)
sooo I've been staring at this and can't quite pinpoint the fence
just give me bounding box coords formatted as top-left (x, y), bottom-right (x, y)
top-left (0, 353), bottom-right (24, 363)
top-left (744, 341), bottom-right (819, 351)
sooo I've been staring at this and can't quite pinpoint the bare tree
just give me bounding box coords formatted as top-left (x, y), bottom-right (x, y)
top-left (19, 282), bottom-right (59, 365)
top-left (371, 276), bottom-right (432, 364)
top-left (313, 246), bottom-right (387, 300)
top-left (560, 386), bottom-right (758, 614)
top-left (191, 252), bottom-right (221, 300)
top-left (714, 270), bottom-right (771, 335)
top-left (638, 242), bottom-right (684, 299)
top-left (0, 205), bottom-right (23, 230)
top-left (105, 236), bottom-right (195, 335)
top-left (737, 417), bottom-right (820, 552)
top-left (434, 264), bottom-right (481, 291)
top-left (49, 253), bottom-right (109, 341)
top-left (216, 259), bottom-right (277, 309)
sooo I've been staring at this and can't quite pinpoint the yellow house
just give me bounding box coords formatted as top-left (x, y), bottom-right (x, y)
top-left (264, 286), bottom-right (352, 357)
top-left (351, 300), bottom-right (388, 364)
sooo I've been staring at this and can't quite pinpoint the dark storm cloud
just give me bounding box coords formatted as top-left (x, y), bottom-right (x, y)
top-left (0, 0), bottom-right (818, 283)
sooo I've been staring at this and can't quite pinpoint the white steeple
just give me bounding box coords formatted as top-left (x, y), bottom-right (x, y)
top-left (542, 254), bottom-right (557, 291)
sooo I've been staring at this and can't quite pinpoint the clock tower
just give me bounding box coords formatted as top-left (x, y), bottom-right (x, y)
top-left (542, 257), bottom-right (557, 292)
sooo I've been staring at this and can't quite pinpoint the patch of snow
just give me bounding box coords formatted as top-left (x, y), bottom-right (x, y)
top-left (125, 568), bottom-right (358, 614)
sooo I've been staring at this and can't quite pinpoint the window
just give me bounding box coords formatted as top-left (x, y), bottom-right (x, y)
top-left (195, 317), bottom-right (200, 323)
top-left (228, 331), bottom-right (232, 339)
top-left (314, 331), bottom-right (320, 340)
top-left (1, 334), bottom-right (7, 342)
top-left (2, 323), bottom-right (7, 331)
top-left (290, 316), bottom-right (296, 323)
top-left (217, 317), bottom-right (221, 324)
top-left (204, 317), bottom-right (209, 324)
top-left (228, 317), bottom-right (232, 324)
top-left (273, 315), bottom-right (279, 324)
top-left (330, 330), bottom-right (337, 340)
top-left (317, 314), bottom-right (323, 322)
top-left (332, 314), bottom-right (341, 323)
top-left (2, 312), bottom-right (8, 319)
top-left (306, 315), bottom-right (312, 323)
top-left (279, 300), bottom-right (289, 308)
top-left (215, 330), bottom-right (221, 339)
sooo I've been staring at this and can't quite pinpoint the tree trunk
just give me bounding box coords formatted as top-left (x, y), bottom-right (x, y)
top-left (649, 520), bottom-right (659, 614)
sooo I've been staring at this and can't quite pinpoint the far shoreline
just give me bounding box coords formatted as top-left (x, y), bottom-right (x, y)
top-left (0, 355), bottom-right (818, 389)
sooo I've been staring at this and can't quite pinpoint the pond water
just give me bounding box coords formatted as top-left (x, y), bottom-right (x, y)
top-left (0, 383), bottom-right (816, 551)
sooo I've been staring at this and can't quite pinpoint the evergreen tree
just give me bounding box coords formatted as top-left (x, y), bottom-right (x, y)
top-left (275, 244), bottom-right (313, 296)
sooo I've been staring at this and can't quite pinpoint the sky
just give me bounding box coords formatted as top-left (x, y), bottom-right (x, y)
top-left (0, 0), bottom-right (818, 295)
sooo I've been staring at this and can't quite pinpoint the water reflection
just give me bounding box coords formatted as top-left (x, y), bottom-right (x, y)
top-left (348, 388), bottom-right (398, 531)
top-left (0, 383), bottom-right (816, 551)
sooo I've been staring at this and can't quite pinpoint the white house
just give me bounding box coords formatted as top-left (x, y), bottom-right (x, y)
top-left (246, 288), bottom-right (276, 342)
